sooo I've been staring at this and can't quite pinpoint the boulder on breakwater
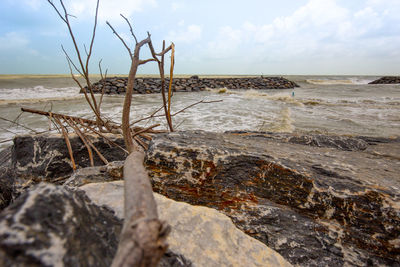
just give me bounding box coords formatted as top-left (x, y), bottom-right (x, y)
top-left (369, 76), bottom-right (400, 84)
top-left (81, 76), bottom-right (300, 95)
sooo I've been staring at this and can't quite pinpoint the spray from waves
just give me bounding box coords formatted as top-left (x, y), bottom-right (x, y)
top-left (258, 107), bottom-right (295, 133)
top-left (0, 96), bottom-right (85, 105)
top-left (0, 86), bottom-right (80, 104)
top-left (306, 77), bottom-right (374, 85)
top-left (206, 87), bottom-right (236, 94)
top-left (242, 89), bottom-right (303, 106)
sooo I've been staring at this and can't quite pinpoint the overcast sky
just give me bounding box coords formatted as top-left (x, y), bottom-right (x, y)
top-left (1, 0), bottom-right (399, 75)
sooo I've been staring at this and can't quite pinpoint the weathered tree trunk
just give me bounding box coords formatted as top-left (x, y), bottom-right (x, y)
top-left (111, 151), bottom-right (169, 267)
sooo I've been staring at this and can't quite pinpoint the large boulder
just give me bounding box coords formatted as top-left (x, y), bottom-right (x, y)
top-left (0, 183), bottom-right (121, 267)
top-left (81, 181), bottom-right (291, 267)
top-left (145, 131), bottom-right (400, 266)
top-left (0, 183), bottom-right (192, 267)
top-left (10, 133), bottom-right (127, 182)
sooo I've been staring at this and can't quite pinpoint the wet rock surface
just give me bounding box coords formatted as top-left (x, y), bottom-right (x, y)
top-left (0, 183), bottom-right (192, 267)
top-left (10, 133), bottom-right (127, 182)
top-left (82, 181), bottom-right (291, 267)
top-left (145, 131), bottom-right (400, 266)
top-left (369, 76), bottom-right (400, 84)
top-left (82, 76), bottom-right (300, 95)
top-left (0, 147), bottom-right (13, 210)
top-left (0, 183), bottom-right (122, 267)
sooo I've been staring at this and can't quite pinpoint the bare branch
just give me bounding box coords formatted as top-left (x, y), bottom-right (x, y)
top-left (130, 105), bottom-right (164, 126)
top-left (120, 14), bottom-right (138, 44)
top-left (0, 116), bottom-right (39, 133)
top-left (62, 45), bottom-right (83, 76)
top-left (139, 58), bottom-right (157, 65)
top-left (112, 152), bottom-right (169, 266)
top-left (106, 21), bottom-right (133, 60)
top-left (65, 118), bottom-right (94, 167)
top-left (85, 0), bottom-right (100, 73)
top-left (172, 99), bottom-right (223, 117)
top-left (98, 59), bottom-right (108, 110)
top-left (47, 0), bottom-right (67, 23)
top-left (53, 117), bottom-right (76, 170)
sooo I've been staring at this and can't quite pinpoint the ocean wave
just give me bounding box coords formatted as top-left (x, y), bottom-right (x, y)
top-left (257, 107), bottom-right (294, 133)
top-left (306, 78), bottom-right (374, 85)
top-left (0, 86), bottom-right (80, 103)
top-left (0, 95), bottom-right (85, 105)
top-left (242, 90), bottom-right (303, 106)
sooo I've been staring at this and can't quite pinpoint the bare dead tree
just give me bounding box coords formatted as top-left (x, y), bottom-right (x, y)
top-left (25, 2), bottom-right (225, 266)
top-left (107, 17), bottom-right (176, 152)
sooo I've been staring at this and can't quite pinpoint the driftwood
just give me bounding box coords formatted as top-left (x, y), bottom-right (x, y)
top-left (111, 151), bottom-right (169, 267)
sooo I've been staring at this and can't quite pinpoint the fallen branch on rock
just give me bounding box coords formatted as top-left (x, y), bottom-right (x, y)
top-left (111, 152), bottom-right (170, 267)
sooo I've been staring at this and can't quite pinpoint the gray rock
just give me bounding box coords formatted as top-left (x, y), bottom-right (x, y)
top-left (369, 76), bottom-right (400, 84)
top-left (0, 183), bottom-right (122, 267)
top-left (0, 182), bottom-right (192, 267)
top-left (63, 161), bottom-right (124, 187)
top-left (145, 131), bottom-right (400, 266)
top-left (81, 181), bottom-right (292, 267)
top-left (84, 76), bottom-right (300, 95)
top-left (227, 131), bottom-right (369, 151)
top-left (11, 133), bottom-right (127, 182)
top-left (0, 146), bottom-right (13, 210)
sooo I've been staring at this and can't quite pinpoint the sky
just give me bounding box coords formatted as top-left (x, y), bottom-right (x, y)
top-left (0, 0), bottom-right (399, 75)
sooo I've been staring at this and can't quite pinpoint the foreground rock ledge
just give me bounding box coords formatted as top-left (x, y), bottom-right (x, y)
top-left (2, 131), bottom-right (399, 266)
top-left (145, 131), bottom-right (400, 266)
top-left (81, 181), bottom-right (291, 267)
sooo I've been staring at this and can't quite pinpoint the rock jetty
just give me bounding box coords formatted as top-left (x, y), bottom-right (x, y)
top-left (369, 76), bottom-right (400, 84)
top-left (82, 76), bottom-right (299, 95)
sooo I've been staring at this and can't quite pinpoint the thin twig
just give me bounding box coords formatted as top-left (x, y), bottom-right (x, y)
top-left (106, 21), bottom-right (133, 59)
top-left (0, 116), bottom-right (39, 133)
top-left (120, 14), bottom-right (138, 44)
top-left (65, 118), bottom-right (94, 167)
top-left (54, 117), bottom-right (76, 170)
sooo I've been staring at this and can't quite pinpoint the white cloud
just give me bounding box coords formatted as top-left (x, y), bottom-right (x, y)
top-left (0, 32), bottom-right (39, 56)
top-left (206, 26), bottom-right (243, 59)
top-left (0, 32), bottom-right (30, 50)
top-left (167, 25), bottom-right (202, 43)
top-left (171, 2), bottom-right (183, 11)
top-left (23, 0), bottom-right (41, 10)
top-left (49, 0), bottom-right (157, 23)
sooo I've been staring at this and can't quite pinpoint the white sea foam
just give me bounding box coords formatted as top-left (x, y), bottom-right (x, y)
top-left (306, 78), bottom-right (374, 85)
top-left (242, 89), bottom-right (303, 106)
top-left (0, 86), bottom-right (80, 104)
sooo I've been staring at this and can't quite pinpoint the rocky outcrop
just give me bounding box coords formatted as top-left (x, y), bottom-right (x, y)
top-left (81, 181), bottom-right (291, 267)
top-left (0, 147), bottom-right (13, 210)
top-left (0, 183), bottom-right (122, 267)
top-left (63, 161), bottom-right (124, 187)
top-left (10, 133), bottom-right (127, 182)
top-left (0, 183), bottom-right (192, 267)
top-left (2, 131), bottom-right (399, 265)
top-left (369, 76), bottom-right (400, 84)
top-left (145, 131), bottom-right (400, 266)
top-left (82, 76), bottom-right (300, 95)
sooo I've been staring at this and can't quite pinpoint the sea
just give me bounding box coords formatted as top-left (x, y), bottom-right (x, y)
top-left (0, 75), bottom-right (399, 149)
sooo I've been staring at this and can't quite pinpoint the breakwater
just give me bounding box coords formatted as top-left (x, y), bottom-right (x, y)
top-left (369, 76), bottom-right (400, 84)
top-left (82, 76), bottom-right (299, 94)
